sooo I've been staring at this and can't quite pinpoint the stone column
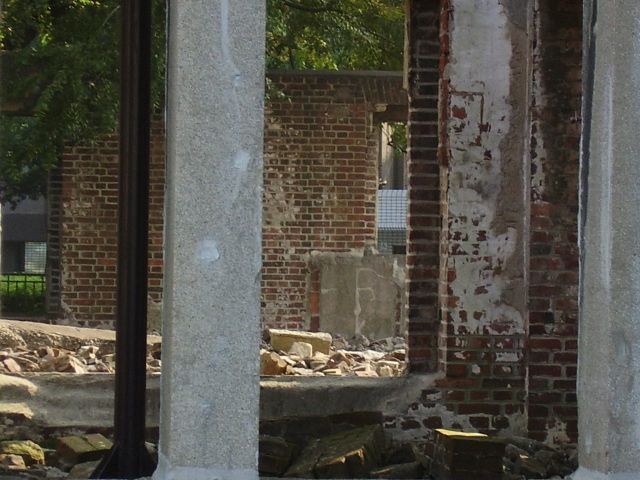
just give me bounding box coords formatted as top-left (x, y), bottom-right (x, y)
top-left (575, 1), bottom-right (640, 478)
top-left (154, 1), bottom-right (265, 479)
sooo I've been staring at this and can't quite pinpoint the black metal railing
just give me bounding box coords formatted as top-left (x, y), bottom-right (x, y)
top-left (0, 273), bottom-right (46, 294)
top-left (0, 273), bottom-right (46, 316)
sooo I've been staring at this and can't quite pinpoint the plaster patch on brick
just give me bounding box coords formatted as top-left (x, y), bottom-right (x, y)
top-left (545, 418), bottom-right (570, 445)
top-left (497, 410), bottom-right (528, 438)
top-left (531, 45), bottom-right (547, 200)
top-left (263, 176), bottom-right (298, 231)
top-left (444, 0), bottom-right (525, 336)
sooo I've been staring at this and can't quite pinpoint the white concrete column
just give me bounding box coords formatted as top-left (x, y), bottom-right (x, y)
top-left (575, 1), bottom-right (640, 479)
top-left (154, 1), bottom-right (265, 479)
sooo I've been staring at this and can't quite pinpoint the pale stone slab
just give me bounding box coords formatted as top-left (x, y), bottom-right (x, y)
top-left (579, 0), bottom-right (640, 476)
top-left (155, 0), bottom-right (265, 478)
top-left (269, 329), bottom-right (332, 355)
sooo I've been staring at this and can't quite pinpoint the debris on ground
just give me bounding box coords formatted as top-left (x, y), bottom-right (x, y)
top-left (56, 434), bottom-right (112, 465)
top-left (0, 319), bottom-right (162, 375)
top-left (261, 329), bottom-right (407, 377)
top-left (0, 440), bottom-right (45, 466)
top-left (0, 320), bottom-right (578, 478)
top-left (0, 425), bottom-right (578, 479)
top-left (0, 321), bottom-right (403, 377)
top-left (0, 344), bottom-right (163, 375)
top-left (502, 436), bottom-right (577, 479)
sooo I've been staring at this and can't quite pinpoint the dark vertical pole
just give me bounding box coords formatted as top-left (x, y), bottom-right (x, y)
top-left (91, 0), bottom-right (156, 477)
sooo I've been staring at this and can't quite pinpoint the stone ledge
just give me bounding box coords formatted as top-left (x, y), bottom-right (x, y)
top-left (0, 373), bottom-right (440, 435)
top-left (570, 467), bottom-right (640, 480)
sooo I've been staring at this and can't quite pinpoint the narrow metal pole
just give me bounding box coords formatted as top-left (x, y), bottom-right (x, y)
top-left (91, 0), bottom-right (155, 477)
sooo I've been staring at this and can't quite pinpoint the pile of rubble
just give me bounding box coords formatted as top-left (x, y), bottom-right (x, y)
top-left (260, 424), bottom-right (427, 479)
top-left (259, 424), bottom-right (578, 479)
top-left (0, 319), bottom-right (162, 375)
top-left (0, 343), bottom-right (162, 375)
top-left (261, 329), bottom-right (406, 377)
top-left (0, 434), bottom-right (156, 479)
top-left (502, 436), bottom-right (577, 479)
top-left (0, 428), bottom-right (578, 479)
top-left (0, 323), bottom-right (405, 378)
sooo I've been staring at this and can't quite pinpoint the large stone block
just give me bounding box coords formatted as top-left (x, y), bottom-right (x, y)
top-left (56, 434), bottom-right (112, 463)
top-left (311, 252), bottom-right (406, 340)
top-left (285, 424), bottom-right (385, 478)
top-left (430, 429), bottom-right (505, 480)
top-left (258, 435), bottom-right (293, 476)
top-left (0, 440), bottom-right (45, 466)
top-left (269, 329), bottom-right (332, 355)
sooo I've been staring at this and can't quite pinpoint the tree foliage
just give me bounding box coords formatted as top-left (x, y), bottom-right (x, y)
top-left (267, 0), bottom-right (404, 71)
top-left (0, 0), bottom-right (404, 204)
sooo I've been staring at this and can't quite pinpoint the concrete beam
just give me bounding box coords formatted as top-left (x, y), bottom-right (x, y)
top-left (154, 1), bottom-right (265, 479)
top-left (577, 0), bottom-right (640, 477)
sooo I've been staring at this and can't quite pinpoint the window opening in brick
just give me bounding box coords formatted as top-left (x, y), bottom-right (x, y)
top-left (377, 121), bottom-right (408, 255)
top-left (24, 241), bottom-right (47, 274)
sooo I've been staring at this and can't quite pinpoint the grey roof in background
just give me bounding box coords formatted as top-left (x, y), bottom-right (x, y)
top-left (1, 197), bottom-right (47, 242)
top-left (377, 189), bottom-right (406, 230)
top-left (2, 197), bottom-right (46, 215)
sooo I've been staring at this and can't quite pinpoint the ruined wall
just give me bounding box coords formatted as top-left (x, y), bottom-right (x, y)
top-left (47, 125), bottom-right (165, 328)
top-left (437, 0), bottom-right (529, 434)
top-left (49, 73), bottom-right (407, 329)
top-left (262, 72), bottom-right (407, 330)
top-left (527, 0), bottom-right (581, 444)
top-left (397, 0), bottom-right (581, 446)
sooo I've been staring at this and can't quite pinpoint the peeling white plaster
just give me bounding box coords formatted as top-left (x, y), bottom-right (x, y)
top-left (263, 175), bottom-right (299, 231)
top-left (390, 402), bottom-right (526, 445)
top-left (531, 2), bottom-right (547, 200)
top-left (445, 0), bottom-right (524, 335)
top-left (545, 418), bottom-right (571, 445)
top-left (496, 351), bottom-right (520, 363)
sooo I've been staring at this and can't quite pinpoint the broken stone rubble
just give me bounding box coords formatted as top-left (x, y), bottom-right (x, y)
top-left (0, 434), bottom-right (155, 479)
top-left (0, 321), bottom-right (578, 478)
top-left (0, 322), bottom-right (403, 378)
top-left (261, 329), bottom-right (407, 378)
top-left (0, 320), bottom-right (162, 375)
top-left (0, 344), bottom-right (161, 375)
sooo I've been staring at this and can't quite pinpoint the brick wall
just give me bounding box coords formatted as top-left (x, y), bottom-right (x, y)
top-left (45, 167), bottom-right (63, 318)
top-left (528, 0), bottom-right (581, 444)
top-left (406, 0), bottom-right (441, 373)
top-left (49, 73), bottom-right (407, 329)
top-left (49, 123), bottom-right (165, 328)
top-left (263, 72), bottom-right (406, 329)
top-left (395, 0), bottom-right (581, 445)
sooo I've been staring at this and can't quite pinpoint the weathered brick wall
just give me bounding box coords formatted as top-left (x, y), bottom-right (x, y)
top-left (263, 72), bottom-right (406, 329)
top-left (528, 0), bottom-right (581, 444)
top-left (406, 0), bottom-right (441, 373)
top-left (49, 73), bottom-right (407, 329)
top-left (395, 0), bottom-right (581, 446)
top-left (50, 124), bottom-right (165, 328)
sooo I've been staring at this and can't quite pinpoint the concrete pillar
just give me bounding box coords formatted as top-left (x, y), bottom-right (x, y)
top-left (154, 1), bottom-right (265, 479)
top-left (575, 1), bottom-right (640, 478)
